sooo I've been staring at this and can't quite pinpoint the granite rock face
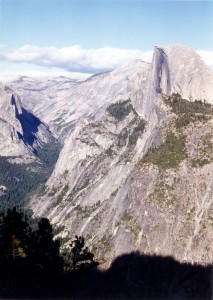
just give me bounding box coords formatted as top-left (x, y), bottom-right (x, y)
top-left (0, 82), bottom-right (61, 207)
top-left (9, 44), bottom-right (213, 265)
top-left (0, 83), bottom-right (53, 162)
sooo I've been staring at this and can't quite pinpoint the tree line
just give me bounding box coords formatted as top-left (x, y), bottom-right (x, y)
top-left (0, 207), bottom-right (211, 299)
top-left (0, 207), bottom-right (98, 277)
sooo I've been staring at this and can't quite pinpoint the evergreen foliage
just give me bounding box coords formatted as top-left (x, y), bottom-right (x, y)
top-left (129, 119), bottom-right (146, 145)
top-left (163, 93), bottom-right (213, 128)
top-left (0, 207), bottom-right (30, 260)
top-left (0, 208), bottom-right (211, 299)
top-left (107, 99), bottom-right (134, 120)
top-left (63, 235), bottom-right (98, 271)
top-left (140, 132), bottom-right (187, 169)
top-left (0, 139), bottom-right (61, 210)
top-left (163, 93), bottom-right (213, 115)
top-left (0, 208), bottom-right (97, 277)
top-left (0, 207), bottom-right (62, 275)
top-left (0, 158), bottom-right (47, 208)
top-left (30, 218), bottom-right (62, 273)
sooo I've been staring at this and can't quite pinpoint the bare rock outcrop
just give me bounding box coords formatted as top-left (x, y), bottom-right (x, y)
top-left (25, 44), bottom-right (213, 265)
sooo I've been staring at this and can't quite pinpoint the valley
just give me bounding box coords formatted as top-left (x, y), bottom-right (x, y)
top-left (1, 44), bottom-right (213, 266)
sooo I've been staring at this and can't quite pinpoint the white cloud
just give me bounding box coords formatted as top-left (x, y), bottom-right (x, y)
top-left (1, 45), bottom-right (213, 78)
top-left (196, 50), bottom-right (213, 69)
top-left (0, 45), bottom-right (153, 73)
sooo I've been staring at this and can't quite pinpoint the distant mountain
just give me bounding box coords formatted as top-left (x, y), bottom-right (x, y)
top-left (7, 62), bottom-right (150, 139)
top-left (6, 44), bottom-right (213, 266)
top-left (8, 76), bottom-right (85, 138)
top-left (0, 82), bottom-right (60, 208)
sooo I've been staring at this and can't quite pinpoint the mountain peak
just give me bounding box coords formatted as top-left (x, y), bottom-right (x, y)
top-left (2, 44), bottom-right (213, 267)
top-left (155, 43), bottom-right (198, 54)
top-left (151, 44), bottom-right (213, 102)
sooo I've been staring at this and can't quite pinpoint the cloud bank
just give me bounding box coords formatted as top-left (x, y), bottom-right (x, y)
top-left (1, 45), bottom-right (213, 76)
top-left (0, 45), bottom-right (153, 73)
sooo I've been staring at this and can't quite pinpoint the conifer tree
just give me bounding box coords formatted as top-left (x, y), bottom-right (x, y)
top-left (63, 235), bottom-right (97, 271)
top-left (32, 218), bottom-right (62, 273)
top-left (0, 207), bottom-right (30, 260)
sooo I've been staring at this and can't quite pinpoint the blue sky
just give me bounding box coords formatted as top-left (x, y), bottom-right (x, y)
top-left (0, 0), bottom-right (213, 81)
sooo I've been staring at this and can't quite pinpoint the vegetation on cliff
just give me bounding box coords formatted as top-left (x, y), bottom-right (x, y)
top-left (0, 139), bottom-right (61, 209)
top-left (140, 132), bottom-right (187, 169)
top-left (162, 93), bottom-right (213, 129)
top-left (0, 207), bottom-right (211, 299)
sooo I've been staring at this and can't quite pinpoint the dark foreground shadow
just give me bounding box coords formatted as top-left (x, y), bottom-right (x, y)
top-left (0, 252), bottom-right (212, 299)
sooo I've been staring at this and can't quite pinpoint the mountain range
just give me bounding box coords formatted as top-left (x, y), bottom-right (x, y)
top-left (1, 44), bottom-right (213, 266)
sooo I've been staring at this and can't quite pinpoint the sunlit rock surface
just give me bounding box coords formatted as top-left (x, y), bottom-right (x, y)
top-left (9, 44), bottom-right (213, 265)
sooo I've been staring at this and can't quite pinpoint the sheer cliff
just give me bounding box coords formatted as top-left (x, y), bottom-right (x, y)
top-left (10, 44), bottom-right (213, 265)
top-left (0, 83), bottom-right (60, 207)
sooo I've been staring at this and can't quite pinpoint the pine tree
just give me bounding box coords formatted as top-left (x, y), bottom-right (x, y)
top-left (0, 209), bottom-right (62, 275)
top-left (63, 235), bottom-right (97, 271)
top-left (0, 207), bottom-right (30, 260)
top-left (32, 218), bottom-right (62, 273)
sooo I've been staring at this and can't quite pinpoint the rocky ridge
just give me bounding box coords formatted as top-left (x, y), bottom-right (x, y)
top-left (0, 83), bottom-right (53, 161)
top-left (0, 82), bottom-right (60, 207)
top-left (6, 44), bottom-right (213, 265)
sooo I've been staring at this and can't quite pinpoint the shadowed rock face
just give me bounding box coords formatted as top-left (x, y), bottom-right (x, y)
top-left (0, 86), bottom-right (53, 160)
top-left (159, 45), bottom-right (213, 97)
top-left (152, 46), bottom-right (171, 94)
top-left (0, 252), bottom-right (211, 299)
top-left (15, 44), bottom-right (213, 266)
top-left (0, 84), bottom-right (61, 208)
top-left (11, 94), bottom-right (42, 146)
top-left (84, 252), bottom-right (212, 299)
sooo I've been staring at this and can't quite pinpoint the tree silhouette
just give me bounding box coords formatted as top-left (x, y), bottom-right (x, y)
top-left (32, 217), bottom-right (62, 273)
top-left (63, 235), bottom-right (98, 271)
top-left (0, 208), bottom-right (210, 299)
top-left (0, 207), bottom-right (31, 261)
top-left (0, 208), bottom-right (62, 276)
